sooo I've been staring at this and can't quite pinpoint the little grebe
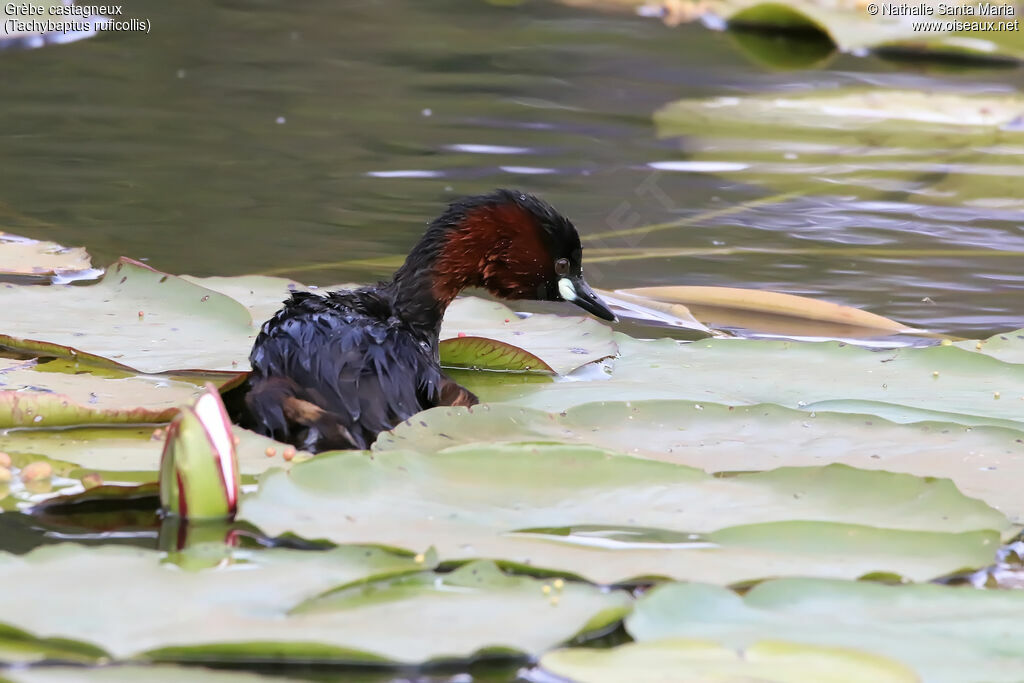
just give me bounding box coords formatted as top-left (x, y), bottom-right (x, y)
top-left (242, 189), bottom-right (615, 452)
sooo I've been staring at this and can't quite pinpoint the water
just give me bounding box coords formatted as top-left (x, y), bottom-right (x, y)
top-left (2, 0), bottom-right (1023, 337)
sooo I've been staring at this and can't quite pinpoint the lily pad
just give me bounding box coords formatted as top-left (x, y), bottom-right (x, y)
top-left (0, 233), bottom-right (95, 279)
top-left (0, 358), bottom-right (217, 429)
top-left (440, 298), bottom-right (617, 374)
top-left (377, 400), bottom-right (1024, 523)
top-left (0, 259), bottom-right (256, 374)
top-left (656, 89), bottom-right (1024, 143)
top-left (540, 638), bottom-right (917, 683)
top-left (467, 334), bottom-right (1024, 429)
top-left (240, 446), bottom-right (1005, 585)
top-left (180, 274), bottom-right (308, 326)
top-left (0, 545), bottom-right (626, 665)
top-left (652, 88), bottom-right (1024, 210)
top-left (624, 578), bottom-right (1024, 683)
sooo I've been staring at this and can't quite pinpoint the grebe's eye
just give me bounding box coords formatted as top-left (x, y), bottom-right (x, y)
top-left (554, 258), bottom-right (570, 276)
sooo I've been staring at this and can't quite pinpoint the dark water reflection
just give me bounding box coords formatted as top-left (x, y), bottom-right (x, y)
top-left (1, 0), bottom-right (1022, 335)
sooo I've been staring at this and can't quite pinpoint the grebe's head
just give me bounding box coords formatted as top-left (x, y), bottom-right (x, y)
top-left (428, 189), bottom-right (616, 322)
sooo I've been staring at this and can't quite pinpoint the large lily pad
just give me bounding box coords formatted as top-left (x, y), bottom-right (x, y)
top-left (466, 334), bottom-right (1024, 428)
top-left (240, 446), bottom-right (1006, 585)
top-left (0, 358), bottom-right (217, 429)
top-left (540, 638), bottom-right (917, 683)
top-left (656, 89), bottom-right (1024, 146)
top-left (624, 578), bottom-right (1024, 683)
top-left (653, 88), bottom-right (1024, 211)
top-left (0, 259), bottom-right (256, 374)
top-left (376, 400), bottom-right (1024, 523)
top-left (0, 544), bottom-right (626, 665)
top-left (0, 233), bottom-right (94, 279)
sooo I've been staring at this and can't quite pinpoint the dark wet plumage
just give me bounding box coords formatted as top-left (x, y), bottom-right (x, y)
top-left (237, 189), bottom-right (614, 452)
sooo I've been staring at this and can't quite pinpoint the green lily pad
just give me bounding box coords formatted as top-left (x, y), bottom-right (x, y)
top-left (465, 335), bottom-right (1024, 429)
top-left (653, 88), bottom-right (1024, 210)
top-left (956, 329), bottom-right (1024, 365)
top-left (440, 298), bottom-right (617, 374)
top-left (0, 544), bottom-right (626, 665)
top-left (624, 578), bottom-right (1024, 683)
top-left (0, 259), bottom-right (256, 374)
top-left (0, 233), bottom-right (94, 279)
top-left (0, 358), bottom-right (218, 429)
top-left (377, 399), bottom-right (1024, 523)
top-left (180, 274), bottom-right (309, 328)
top-left (540, 637), bottom-right (917, 683)
top-left (240, 446), bottom-right (1006, 584)
top-left (656, 89), bottom-right (1024, 144)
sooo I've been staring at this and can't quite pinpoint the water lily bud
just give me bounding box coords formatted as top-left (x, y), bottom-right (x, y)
top-left (0, 466), bottom-right (11, 483)
top-left (159, 383), bottom-right (240, 520)
top-left (0, 452), bottom-right (10, 468)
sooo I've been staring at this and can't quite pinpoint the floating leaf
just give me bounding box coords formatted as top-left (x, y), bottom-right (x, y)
top-left (656, 90), bottom-right (1024, 145)
top-left (624, 578), bottom-right (1024, 683)
top-left (240, 446), bottom-right (1005, 584)
top-left (0, 258), bottom-right (256, 374)
top-left (467, 334), bottom-right (1024, 430)
top-left (0, 358), bottom-right (224, 429)
top-left (0, 232), bottom-right (95, 279)
top-left (0, 545), bottom-right (625, 665)
top-left (377, 400), bottom-right (1024, 523)
top-left (541, 638), bottom-right (917, 683)
top-left (180, 275), bottom-right (308, 328)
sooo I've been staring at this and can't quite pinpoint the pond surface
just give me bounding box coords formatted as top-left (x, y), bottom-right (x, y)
top-left (2, 0), bottom-right (1023, 337)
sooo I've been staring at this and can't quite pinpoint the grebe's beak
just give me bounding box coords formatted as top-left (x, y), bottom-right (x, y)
top-left (558, 277), bottom-right (617, 322)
